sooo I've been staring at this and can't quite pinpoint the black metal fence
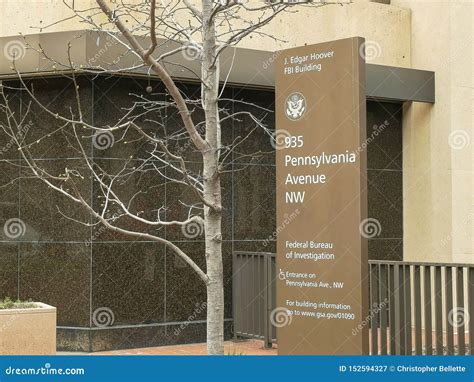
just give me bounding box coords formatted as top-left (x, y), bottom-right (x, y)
top-left (232, 252), bottom-right (474, 355)
top-left (369, 261), bottom-right (474, 355)
top-left (232, 252), bottom-right (276, 348)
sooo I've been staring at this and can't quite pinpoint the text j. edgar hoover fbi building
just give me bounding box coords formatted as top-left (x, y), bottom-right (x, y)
top-left (0, 0), bottom-right (472, 353)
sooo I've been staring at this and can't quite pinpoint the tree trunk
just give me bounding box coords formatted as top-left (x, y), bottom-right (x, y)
top-left (202, 0), bottom-right (224, 355)
top-left (204, 189), bottom-right (224, 355)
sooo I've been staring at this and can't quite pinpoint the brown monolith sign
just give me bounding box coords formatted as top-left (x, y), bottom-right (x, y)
top-left (275, 37), bottom-right (368, 355)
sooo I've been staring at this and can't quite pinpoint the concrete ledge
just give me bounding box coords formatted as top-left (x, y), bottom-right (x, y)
top-left (366, 64), bottom-right (435, 103)
top-left (0, 30), bottom-right (434, 104)
top-left (0, 302), bottom-right (56, 355)
top-left (0, 302), bottom-right (56, 316)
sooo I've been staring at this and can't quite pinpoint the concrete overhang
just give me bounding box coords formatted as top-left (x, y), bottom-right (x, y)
top-left (0, 30), bottom-right (435, 103)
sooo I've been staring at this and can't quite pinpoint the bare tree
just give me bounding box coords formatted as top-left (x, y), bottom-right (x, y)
top-left (0, 0), bottom-right (341, 354)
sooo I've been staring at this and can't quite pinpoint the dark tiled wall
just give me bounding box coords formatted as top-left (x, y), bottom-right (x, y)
top-left (366, 101), bottom-right (403, 261)
top-left (0, 76), bottom-right (275, 351)
top-left (0, 76), bottom-right (402, 352)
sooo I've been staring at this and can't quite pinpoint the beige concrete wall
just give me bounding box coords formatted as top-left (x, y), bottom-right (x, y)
top-left (0, 1), bottom-right (411, 67)
top-left (236, 1), bottom-right (412, 67)
top-left (0, 0), bottom-right (91, 37)
top-left (393, 0), bottom-right (473, 264)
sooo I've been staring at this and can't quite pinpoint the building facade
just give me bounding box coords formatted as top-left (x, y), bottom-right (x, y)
top-left (0, 0), bottom-right (472, 351)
